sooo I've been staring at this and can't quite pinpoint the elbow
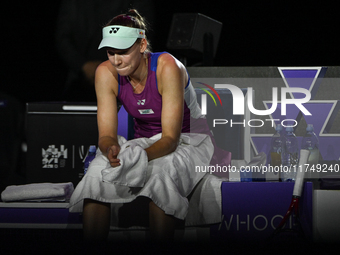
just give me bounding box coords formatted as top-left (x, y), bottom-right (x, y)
top-left (167, 136), bottom-right (181, 153)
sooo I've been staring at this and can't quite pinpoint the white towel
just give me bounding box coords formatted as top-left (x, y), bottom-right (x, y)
top-left (1, 182), bottom-right (74, 202)
top-left (100, 133), bottom-right (211, 188)
top-left (101, 140), bottom-right (148, 187)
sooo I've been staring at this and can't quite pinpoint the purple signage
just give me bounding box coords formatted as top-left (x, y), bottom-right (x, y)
top-left (210, 182), bottom-right (313, 243)
top-left (252, 67), bottom-right (340, 162)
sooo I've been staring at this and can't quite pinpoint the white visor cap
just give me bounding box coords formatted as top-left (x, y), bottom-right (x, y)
top-left (98, 25), bottom-right (145, 50)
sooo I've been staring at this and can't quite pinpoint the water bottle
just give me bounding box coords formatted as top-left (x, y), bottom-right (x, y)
top-left (301, 124), bottom-right (319, 181)
top-left (84, 145), bottom-right (96, 175)
top-left (281, 127), bottom-right (299, 182)
top-left (269, 124), bottom-right (284, 167)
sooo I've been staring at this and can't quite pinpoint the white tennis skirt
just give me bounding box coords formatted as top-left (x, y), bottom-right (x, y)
top-left (68, 133), bottom-right (224, 224)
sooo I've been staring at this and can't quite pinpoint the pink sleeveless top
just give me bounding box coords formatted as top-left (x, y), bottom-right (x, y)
top-left (117, 52), bottom-right (208, 138)
top-left (117, 52), bottom-right (231, 166)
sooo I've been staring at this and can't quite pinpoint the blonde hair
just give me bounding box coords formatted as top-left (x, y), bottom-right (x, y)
top-left (106, 9), bottom-right (152, 54)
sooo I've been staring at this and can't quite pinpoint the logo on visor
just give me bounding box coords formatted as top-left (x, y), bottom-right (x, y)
top-left (109, 27), bottom-right (120, 34)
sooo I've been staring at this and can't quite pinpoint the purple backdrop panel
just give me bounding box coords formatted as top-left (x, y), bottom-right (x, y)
top-left (117, 106), bottom-right (129, 140)
top-left (0, 208), bottom-right (82, 225)
top-left (281, 69), bottom-right (319, 99)
top-left (282, 70), bottom-right (318, 79)
top-left (266, 102), bottom-right (300, 124)
top-left (210, 182), bottom-right (313, 243)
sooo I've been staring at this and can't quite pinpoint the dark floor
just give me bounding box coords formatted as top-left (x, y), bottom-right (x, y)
top-left (1, 228), bottom-right (340, 255)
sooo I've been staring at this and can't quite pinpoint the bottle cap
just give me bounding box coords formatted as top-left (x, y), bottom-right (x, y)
top-left (276, 124), bottom-right (283, 131)
top-left (89, 145), bottom-right (96, 152)
top-left (306, 124), bottom-right (314, 132)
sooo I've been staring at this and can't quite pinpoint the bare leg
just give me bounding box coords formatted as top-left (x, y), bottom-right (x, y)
top-left (149, 201), bottom-right (176, 243)
top-left (83, 198), bottom-right (111, 242)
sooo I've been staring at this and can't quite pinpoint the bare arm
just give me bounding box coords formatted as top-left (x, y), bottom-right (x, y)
top-left (144, 53), bottom-right (187, 161)
top-left (95, 61), bottom-right (121, 167)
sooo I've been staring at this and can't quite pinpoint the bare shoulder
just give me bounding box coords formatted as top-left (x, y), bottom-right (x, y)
top-left (95, 60), bottom-right (119, 96)
top-left (156, 53), bottom-right (187, 89)
top-left (96, 60), bottom-right (117, 80)
top-left (157, 53), bottom-right (185, 73)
